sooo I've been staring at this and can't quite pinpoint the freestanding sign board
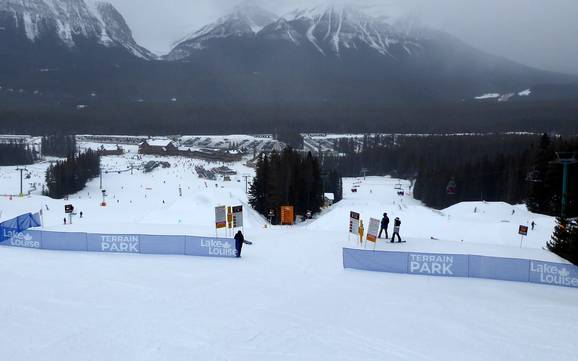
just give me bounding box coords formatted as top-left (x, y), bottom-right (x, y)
top-left (518, 225), bottom-right (529, 247)
top-left (281, 206), bottom-right (294, 225)
top-left (232, 206), bottom-right (243, 228)
top-left (519, 225), bottom-right (529, 236)
top-left (215, 206), bottom-right (227, 229)
top-left (349, 212), bottom-right (360, 235)
top-left (367, 218), bottom-right (380, 242)
top-left (227, 207), bottom-right (233, 229)
top-left (65, 204), bottom-right (74, 214)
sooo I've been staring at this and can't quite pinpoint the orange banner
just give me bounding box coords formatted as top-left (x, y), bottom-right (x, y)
top-left (281, 206), bottom-right (294, 225)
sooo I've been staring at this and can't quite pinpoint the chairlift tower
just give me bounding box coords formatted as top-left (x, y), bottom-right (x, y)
top-left (242, 174), bottom-right (251, 194)
top-left (15, 166), bottom-right (27, 197)
top-left (551, 152), bottom-right (577, 218)
top-left (101, 189), bottom-right (107, 207)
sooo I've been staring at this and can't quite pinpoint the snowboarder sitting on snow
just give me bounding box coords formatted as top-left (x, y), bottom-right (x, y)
top-left (234, 230), bottom-right (252, 258)
top-left (391, 217), bottom-right (402, 243)
top-left (379, 213), bottom-right (389, 239)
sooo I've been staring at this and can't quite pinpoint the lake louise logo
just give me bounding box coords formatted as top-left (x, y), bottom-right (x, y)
top-left (100, 235), bottom-right (140, 253)
top-left (2, 229), bottom-right (41, 249)
top-left (409, 254), bottom-right (455, 275)
top-left (200, 238), bottom-right (237, 257)
top-left (530, 261), bottom-right (578, 287)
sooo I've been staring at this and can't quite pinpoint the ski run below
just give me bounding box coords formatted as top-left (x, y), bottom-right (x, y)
top-left (1, 144), bottom-right (577, 361)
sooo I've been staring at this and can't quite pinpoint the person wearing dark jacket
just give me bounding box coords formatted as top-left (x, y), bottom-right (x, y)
top-left (391, 217), bottom-right (402, 243)
top-left (379, 213), bottom-right (390, 239)
top-left (234, 230), bottom-right (251, 258)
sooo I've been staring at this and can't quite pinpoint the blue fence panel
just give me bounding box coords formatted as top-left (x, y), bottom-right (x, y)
top-left (0, 229), bottom-right (43, 249)
top-left (0, 217), bottom-right (18, 230)
top-left (469, 255), bottom-right (530, 282)
top-left (87, 233), bottom-right (141, 254)
top-left (407, 252), bottom-right (469, 277)
top-left (140, 234), bottom-right (186, 255)
top-left (343, 248), bottom-right (408, 274)
top-left (17, 213), bottom-right (41, 230)
top-left (185, 236), bottom-right (237, 258)
top-left (42, 232), bottom-right (87, 251)
top-left (529, 260), bottom-right (578, 288)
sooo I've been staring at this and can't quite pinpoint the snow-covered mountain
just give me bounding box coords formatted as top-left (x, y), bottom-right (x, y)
top-left (1, 1), bottom-right (574, 107)
top-left (166, 4), bottom-right (277, 61)
top-left (169, 3), bottom-right (422, 60)
top-left (159, 2), bottom-right (567, 105)
top-left (260, 4), bottom-right (421, 56)
top-left (0, 0), bottom-right (153, 59)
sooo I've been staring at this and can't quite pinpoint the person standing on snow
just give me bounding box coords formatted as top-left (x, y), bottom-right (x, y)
top-left (391, 217), bottom-right (402, 243)
top-left (379, 213), bottom-right (390, 239)
top-left (234, 230), bottom-right (252, 258)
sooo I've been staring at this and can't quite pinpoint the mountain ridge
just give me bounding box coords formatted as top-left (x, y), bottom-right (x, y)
top-left (1, 1), bottom-right (576, 108)
top-left (0, 0), bottom-right (153, 59)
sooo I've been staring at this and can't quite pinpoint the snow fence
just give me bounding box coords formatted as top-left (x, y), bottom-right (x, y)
top-left (0, 229), bottom-right (238, 258)
top-left (343, 248), bottom-right (578, 289)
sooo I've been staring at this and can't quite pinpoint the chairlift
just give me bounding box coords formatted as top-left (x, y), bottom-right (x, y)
top-left (447, 179), bottom-right (457, 196)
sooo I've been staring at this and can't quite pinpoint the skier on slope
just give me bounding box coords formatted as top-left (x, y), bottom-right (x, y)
top-left (234, 230), bottom-right (252, 258)
top-left (391, 217), bottom-right (402, 243)
top-left (379, 213), bottom-right (390, 239)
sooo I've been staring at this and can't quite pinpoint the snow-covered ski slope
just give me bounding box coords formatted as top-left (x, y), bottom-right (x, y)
top-left (1, 144), bottom-right (577, 361)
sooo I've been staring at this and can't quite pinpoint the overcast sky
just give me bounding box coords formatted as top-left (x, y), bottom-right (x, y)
top-left (108, 0), bottom-right (578, 75)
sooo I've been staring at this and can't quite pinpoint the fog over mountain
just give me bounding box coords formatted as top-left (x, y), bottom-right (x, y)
top-left (108, 0), bottom-right (578, 75)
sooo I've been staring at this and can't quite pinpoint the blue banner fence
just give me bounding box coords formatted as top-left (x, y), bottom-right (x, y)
top-left (343, 248), bottom-right (578, 289)
top-left (1, 228), bottom-right (238, 258)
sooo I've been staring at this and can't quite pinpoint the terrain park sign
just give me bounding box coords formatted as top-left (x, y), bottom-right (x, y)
top-left (349, 212), bottom-right (360, 235)
top-left (215, 206), bottom-right (227, 229)
top-left (366, 218), bottom-right (380, 242)
top-left (232, 206), bottom-right (243, 228)
top-left (519, 225), bottom-right (529, 236)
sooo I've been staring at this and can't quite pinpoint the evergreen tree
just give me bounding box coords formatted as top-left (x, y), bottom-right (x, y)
top-left (248, 149), bottom-right (324, 223)
top-left (44, 149), bottom-right (100, 199)
top-left (41, 135), bottom-right (77, 158)
top-left (527, 134), bottom-right (554, 213)
top-left (249, 154), bottom-right (269, 215)
top-left (0, 142), bottom-right (34, 166)
top-left (548, 218), bottom-right (578, 265)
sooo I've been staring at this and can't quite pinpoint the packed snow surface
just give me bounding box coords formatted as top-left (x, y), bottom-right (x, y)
top-left (1, 143), bottom-right (577, 361)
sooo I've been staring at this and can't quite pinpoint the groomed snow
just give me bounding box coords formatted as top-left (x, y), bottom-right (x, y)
top-left (1, 143), bottom-right (578, 361)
